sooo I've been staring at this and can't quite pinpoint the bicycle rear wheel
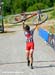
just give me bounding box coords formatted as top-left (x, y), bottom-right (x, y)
top-left (7, 14), bottom-right (23, 24)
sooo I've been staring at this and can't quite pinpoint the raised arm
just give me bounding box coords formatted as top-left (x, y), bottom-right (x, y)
top-left (23, 21), bottom-right (25, 30)
top-left (32, 25), bottom-right (37, 31)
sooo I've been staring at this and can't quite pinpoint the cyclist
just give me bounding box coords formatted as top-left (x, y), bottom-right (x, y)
top-left (23, 21), bottom-right (36, 69)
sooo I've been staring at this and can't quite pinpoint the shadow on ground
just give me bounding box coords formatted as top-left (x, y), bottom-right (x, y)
top-left (0, 60), bottom-right (55, 65)
top-left (0, 31), bottom-right (16, 34)
top-left (34, 65), bottom-right (55, 69)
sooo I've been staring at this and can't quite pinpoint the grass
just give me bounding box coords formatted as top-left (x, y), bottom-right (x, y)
top-left (42, 25), bottom-right (55, 34)
top-left (46, 8), bottom-right (55, 19)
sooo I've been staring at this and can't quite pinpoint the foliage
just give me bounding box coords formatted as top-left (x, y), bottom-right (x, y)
top-left (2, 0), bottom-right (55, 15)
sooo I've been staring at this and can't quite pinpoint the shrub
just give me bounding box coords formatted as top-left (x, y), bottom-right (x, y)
top-left (27, 3), bottom-right (48, 12)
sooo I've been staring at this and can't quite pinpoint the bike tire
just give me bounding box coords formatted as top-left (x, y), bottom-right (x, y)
top-left (33, 13), bottom-right (48, 26)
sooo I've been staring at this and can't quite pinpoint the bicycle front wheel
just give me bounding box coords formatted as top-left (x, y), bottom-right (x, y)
top-left (33, 13), bottom-right (48, 26)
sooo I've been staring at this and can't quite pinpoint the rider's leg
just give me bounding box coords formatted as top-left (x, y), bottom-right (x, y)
top-left (30, 49), bottom-right (34, 69)
top-left (26, 50), bottom-right (30, 66)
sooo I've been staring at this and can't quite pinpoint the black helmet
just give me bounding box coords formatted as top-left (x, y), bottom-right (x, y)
top-left (25, 25), bottom-right (30, 31)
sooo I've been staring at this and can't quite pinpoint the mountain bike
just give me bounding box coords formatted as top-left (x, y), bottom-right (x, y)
top-left (7, 10), bottom-right (48, 26)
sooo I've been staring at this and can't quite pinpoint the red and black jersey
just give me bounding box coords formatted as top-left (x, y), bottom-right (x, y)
top-left (24, 29), bottom-right (34, 42)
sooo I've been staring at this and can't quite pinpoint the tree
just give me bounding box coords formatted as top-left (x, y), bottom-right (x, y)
top-left (3, 0), bottom-right (55, 15)
top-left (21, 0), bottom-right (27, 12)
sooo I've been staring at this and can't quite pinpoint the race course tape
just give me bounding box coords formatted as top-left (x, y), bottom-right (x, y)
top-left (38, 28), bottom-right (49, 42)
